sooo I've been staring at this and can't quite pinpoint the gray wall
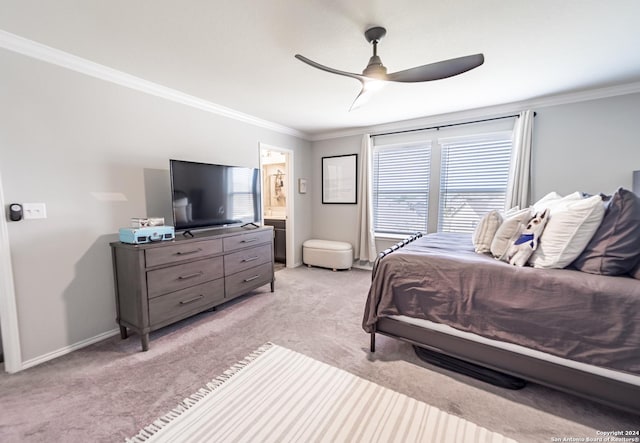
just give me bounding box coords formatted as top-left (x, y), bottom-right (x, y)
top-left (311, 135), bottom-right (362, 245)
top-left (310, 93), bottom-right (640, 253)
top-left (0, 49), bottom-right (312, 363)
top-left (531, 93), bottom-right (640, 199)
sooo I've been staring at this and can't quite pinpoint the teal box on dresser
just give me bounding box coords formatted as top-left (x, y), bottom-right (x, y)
top-left (118, 226), bottom-right (175, 244)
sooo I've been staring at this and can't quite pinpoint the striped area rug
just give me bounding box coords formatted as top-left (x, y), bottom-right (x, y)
top-left (127, 343), bottom-right (517, 443)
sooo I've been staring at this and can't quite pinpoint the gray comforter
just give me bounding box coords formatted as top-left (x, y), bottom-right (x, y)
top-left (363, 233), bottom-right (640, 375)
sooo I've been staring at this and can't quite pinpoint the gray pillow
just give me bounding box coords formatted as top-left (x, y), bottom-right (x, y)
top-left (572, 187), bottom-right (640, 275)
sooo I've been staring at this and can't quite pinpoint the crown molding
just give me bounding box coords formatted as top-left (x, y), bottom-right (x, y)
top-left (309, 81), bottom-right (640, 141)
top-left (0, 30), bottom-right (309, 140)
top-left (3, 29), bottom-right (639, 144)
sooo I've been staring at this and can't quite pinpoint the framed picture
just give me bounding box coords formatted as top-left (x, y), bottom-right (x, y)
top-left (298, 178), bottom-right (307, 194)
top-left (322, 154), bottom-right (357, 204)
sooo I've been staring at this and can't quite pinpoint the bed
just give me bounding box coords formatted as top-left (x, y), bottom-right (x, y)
top-left (363, 232), bottom-right (640, 414)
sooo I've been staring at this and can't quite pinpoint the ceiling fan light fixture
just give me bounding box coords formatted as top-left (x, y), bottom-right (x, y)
top-left (362, 55), bottom-right (388, 80)
top-left (363, 79), bottom-right (385, 92)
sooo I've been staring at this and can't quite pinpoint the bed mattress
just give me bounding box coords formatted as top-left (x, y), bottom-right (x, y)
top-left (363, 233), bottom-right (640, 375)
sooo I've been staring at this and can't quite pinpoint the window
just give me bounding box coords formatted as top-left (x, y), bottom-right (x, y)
top-left (372, 128), bottom-right (513, 235)
top-left (228, 167), bottom-right (259, 220)
top-left (438, 134), bottom-right (512, 233)
top-left (372, 143), bottom-right (431, 234)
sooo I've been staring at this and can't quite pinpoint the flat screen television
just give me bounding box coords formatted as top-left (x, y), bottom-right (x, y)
top-left (170, 159), bottom-right (261, 232)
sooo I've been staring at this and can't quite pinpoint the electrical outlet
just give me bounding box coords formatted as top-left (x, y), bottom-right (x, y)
top-left (22, 203), bottom-right (47, 220)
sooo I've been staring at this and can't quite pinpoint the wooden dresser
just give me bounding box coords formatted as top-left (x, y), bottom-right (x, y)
top-left (110, 226), bottom-right (274, 351)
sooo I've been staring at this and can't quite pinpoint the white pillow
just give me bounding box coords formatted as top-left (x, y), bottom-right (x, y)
top-left (490, 207), bottom-right (532, 260)
top-left (529, 194), bottom-right (605, 269)
top-left (532, 191), bottom-right (582, 212)
top-left (532, 191), bottom-right (562, 210)
top-left (504, 206), bottom-right (520, 216)
top-left (473, 210), bottom-right (503, 254)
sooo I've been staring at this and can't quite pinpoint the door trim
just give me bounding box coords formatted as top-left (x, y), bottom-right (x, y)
top-left (0, 169), bottom-right (23, 372)
top-left (259, 143), bottom-right (295, 268)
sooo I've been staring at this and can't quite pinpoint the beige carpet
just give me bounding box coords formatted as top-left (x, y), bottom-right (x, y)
top-left (0, 266), bottom-right (636, 442)
top-left (128, 343), bottom-right (517, 443)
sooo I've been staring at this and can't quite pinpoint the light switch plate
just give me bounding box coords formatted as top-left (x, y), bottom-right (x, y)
top-left (23, 202), bottom-right (47, 220)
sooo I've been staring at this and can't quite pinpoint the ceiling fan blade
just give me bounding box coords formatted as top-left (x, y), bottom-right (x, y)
top-left (387, 53), bottom-right (484, 83)
top-left (349, 84), bottom-right (373, 111)
top-left (349, 80), bottom-right (386, 111)
top-left (295, 54), bottom-right (366, 82)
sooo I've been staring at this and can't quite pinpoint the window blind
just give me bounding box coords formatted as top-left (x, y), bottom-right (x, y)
top-left (373, 143), bottom-right (431, 234)
top-left (230, 167), bottom-right (258, 219)
top-left (438, 136), bottom-right (512, 233)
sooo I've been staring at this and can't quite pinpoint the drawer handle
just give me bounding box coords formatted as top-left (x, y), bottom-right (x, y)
top-left (243, 275), bottom-right (260, 282)
top-left (241, 238), bottom-right (258, 243)
top-left (241, 256), bottom-right (259, 263)
top-left (176, 248), bottom-right (203, 256)
top-left (179, 295), bottom-right (204, 305)
top-left (178, 271), bottom-right (204, 280)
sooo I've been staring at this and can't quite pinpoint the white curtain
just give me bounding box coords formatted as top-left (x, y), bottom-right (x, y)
top-left (506, 110), bottom-right (534, 210)
top-left (356, 133), bottom-right (377, 262)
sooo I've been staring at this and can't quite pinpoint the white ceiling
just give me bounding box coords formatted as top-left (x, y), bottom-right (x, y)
top-left (2, 0), bottom-right (640, 137)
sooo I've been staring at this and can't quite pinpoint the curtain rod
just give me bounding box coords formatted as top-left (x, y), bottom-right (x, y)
top-left (371, 112), bottom-right (536, 138)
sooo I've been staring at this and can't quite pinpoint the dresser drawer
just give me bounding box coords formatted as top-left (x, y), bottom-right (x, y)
top-left (145, 239), bottom-right (222, 268)
top-left (225, 262), bottom-right (273, 299)
top-left (149, 278), bottom-right (225, 326)
top-left (224, 243), bottom-right (272, 276)
top-left (223, 230), bottom-right (272, 252)
top-left (147, 256), bottom-right (223, 298)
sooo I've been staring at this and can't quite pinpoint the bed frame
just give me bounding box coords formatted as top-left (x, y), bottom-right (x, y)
top-left (369, 234), bottom-right (640, 414)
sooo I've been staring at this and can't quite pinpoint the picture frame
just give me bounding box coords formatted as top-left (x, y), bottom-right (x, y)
top-left (322, 154), bottom-right (357, 204)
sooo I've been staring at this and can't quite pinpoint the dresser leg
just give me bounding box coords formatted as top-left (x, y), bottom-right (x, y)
top-left (141, 334), bottom-right (149, 352)
top-left (270, 279), bottom-right (275, 292)
top-left (119, 326), bottom-right (128, 339)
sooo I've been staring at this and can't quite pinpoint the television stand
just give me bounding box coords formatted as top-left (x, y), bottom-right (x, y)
top-left (110, 226), bottom-right (275, 351)
top-left (241, 222), bottom-right (259, 228)
top-left (182, 230), bottom-right (195, 237)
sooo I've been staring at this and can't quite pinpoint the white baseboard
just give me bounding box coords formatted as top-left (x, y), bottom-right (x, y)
top-left (21, 328), bottom-right (120, 370)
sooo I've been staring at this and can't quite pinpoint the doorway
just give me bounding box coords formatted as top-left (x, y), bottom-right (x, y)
top-left (259, 144), bottom-right (294, 268)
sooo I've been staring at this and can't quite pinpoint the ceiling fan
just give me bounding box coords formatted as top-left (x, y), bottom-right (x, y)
top-left (295, 26), bottom-right (484, 110)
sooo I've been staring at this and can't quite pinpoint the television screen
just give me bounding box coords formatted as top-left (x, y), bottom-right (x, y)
top-left (170, 159), bottom-right (261, 231)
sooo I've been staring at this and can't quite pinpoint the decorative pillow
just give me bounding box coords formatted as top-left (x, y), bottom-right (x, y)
top-left (504, 209), bottom-right (550, 266)
top-left (490, 207), bottom-right (532, 261)
top-left (532, 191), bottom-right (582, 212)
top-left (571, 188), bottom-right (640, 275)
top-left (532, 192), bottom-right (562, 211)
top-left (473, 210), bottom-right (503, 254)
top-left (504, 206), bottom-right (520, 216)
top-left (529, 194), bottom-right (605, 269)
